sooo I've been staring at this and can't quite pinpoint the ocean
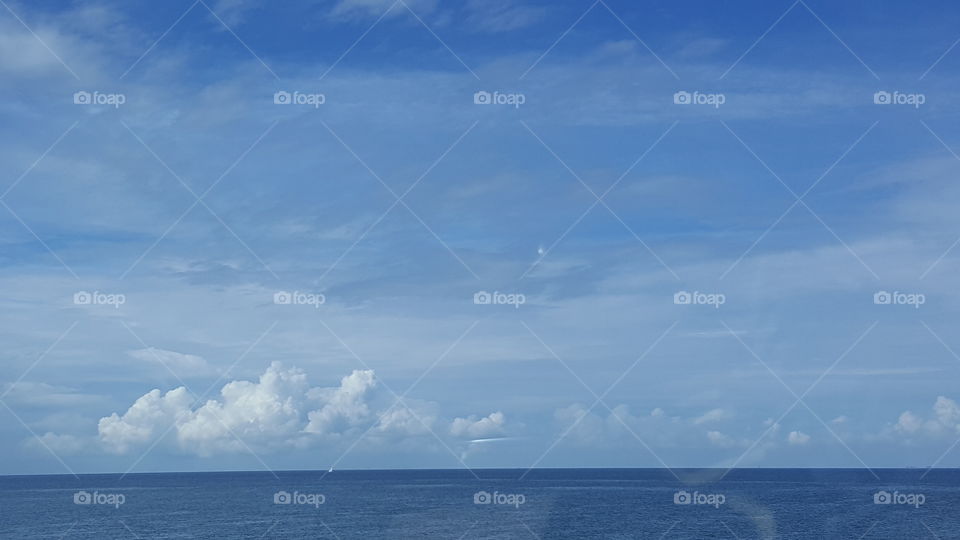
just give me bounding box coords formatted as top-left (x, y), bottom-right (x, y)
top-left (0, 468), bottom-right (956, 538)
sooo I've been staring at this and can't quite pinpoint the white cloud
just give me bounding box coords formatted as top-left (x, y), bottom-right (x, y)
top-left (373, 402), bottom-right (436, 437)
top-left (173, 362), bottom-right (312, 455)
top-left (554, 403), bottom-right (742, 450)
top-left (212, 0), bottom-right (261, 26)
top-left (91, 362), bottom-right (494, 456)
top-left (330, 0), bottom-right (436, 19)
top-left (29, 432), bottom-right (88, 455)
top-left (935, 396), bottom-right (960, 428)
top-left (787, 431), bottom-right (811, 445)
top-left (98, 386), bottom-right (193, 454)
top-left (0, 19), bottom-right (78, 77)
top-left (693, 408), bottom-right (731, 425)
top-left (895, 411), bottom-right (923, 433)
top-left (464, 0), bottom-right (545, 33)
top-left (95, 363), bottom-right (325, 454)
top-left (127, 347), bottom-right (211, 376)
top-left (893, 396), bottom-right (960, 438)
top-left (553, 403), bottom-right (614, 444)
top-left (1, 382), bottom-right (101, 407)
top-left (706, 430), bottom-right (738, 448)
top-left (305, 369), bottom-right (376, 435)
top-left (0, 10), bottom-right (119, 82)
top-left (98, 362), bottom-right (325, 455)
top-left (450, 411), bottom-right (506, 438)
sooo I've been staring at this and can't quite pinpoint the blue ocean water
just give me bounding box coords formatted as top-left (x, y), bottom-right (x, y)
top-left (0, 468), bottom-right (957, 538)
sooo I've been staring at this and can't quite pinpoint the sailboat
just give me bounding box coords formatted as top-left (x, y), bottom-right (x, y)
top-left (328, 466), bottom-right (334, 473)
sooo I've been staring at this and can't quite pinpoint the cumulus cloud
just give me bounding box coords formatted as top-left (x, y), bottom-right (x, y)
top-left (305, 370), bottom-right (376, 435)
top-left (90, 362), bottom-right (490, 456)
top-left (373, 402), bottom-right (436, 437)
top-left (98, 386), bottom-right (194, 454)
top-left (98, 363), bottom-right (336, 454)
top-left (893, 396), bottom-right (960, 437)
top-left (173, 363), bottom-right (313, 455)
top-left (450, 411), bottom-right (506, 439)
top-left (787, 431), bottom-right (811, 445)
top-left (895, 411), bottom-right (923, 433)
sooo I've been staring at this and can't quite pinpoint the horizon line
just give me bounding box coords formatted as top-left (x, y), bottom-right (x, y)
top-left (1, 465), bottom-right (951, 479)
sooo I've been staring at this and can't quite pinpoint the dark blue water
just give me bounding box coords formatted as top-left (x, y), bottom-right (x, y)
top-left (0, 469), bottom-right (957, 538)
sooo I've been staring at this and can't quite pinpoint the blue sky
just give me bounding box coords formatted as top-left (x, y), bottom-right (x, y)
top-left (2, 0), bottom-right (960, 476)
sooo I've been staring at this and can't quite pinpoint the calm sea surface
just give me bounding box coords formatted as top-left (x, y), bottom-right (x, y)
top-left (0, 468), bottom-right (957, 538)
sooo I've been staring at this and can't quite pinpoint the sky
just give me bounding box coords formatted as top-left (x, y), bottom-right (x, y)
top-left (1, 0), bottom-right (960, 476)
